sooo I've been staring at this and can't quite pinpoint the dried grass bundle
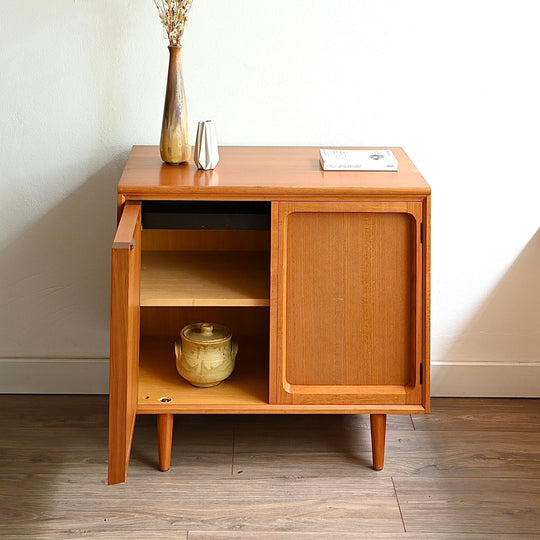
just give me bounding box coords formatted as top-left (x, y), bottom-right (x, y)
top-left (154, 0), bottom-right (193, 47)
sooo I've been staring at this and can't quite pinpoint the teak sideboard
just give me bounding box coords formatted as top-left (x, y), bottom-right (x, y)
top-left (109, 145), bottom-right (430, 484)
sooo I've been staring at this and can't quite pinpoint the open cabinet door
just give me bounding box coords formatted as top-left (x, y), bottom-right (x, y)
top-left (109, 201), bottom-right (141, 484)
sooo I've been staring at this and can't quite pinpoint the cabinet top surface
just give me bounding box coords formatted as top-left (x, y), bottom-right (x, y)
top-left (118, 146), bottom-right (430, 199)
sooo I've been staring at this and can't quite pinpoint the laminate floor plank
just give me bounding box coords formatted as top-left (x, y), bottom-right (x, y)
top-left (394, 477), bottom-right (540, 535)
top-left (412, 398), bottom-right (540, 432)
top-left (1, 534), bottom-right (188, 540)
top-left (2, 532), bottom-right (539, 540)
top-left (230, 413), bottom-right (413, 455)
top-left (0, 448), bottom-right (233, 478)
top-left (131, 416), bottom-right (235, 474)
top-left (188, 533), bottom-right (540, 540)
top-left (0, 428), bottom-right (233, 476)
top-left (233, 430), bottom-right (540, 478)
top-left (0, 474), bottom-right (403, 535)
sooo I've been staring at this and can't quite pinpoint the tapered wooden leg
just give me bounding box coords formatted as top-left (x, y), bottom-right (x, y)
top-left (157, 414), bottom-right (174, 472)
top-left (370, 413), bottom-right (387, 471)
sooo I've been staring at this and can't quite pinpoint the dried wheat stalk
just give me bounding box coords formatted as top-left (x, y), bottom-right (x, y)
top-left (154, 0), bottom-right (193, 47)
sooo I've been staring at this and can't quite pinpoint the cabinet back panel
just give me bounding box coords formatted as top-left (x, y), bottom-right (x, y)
top-left (140, 306), bottom-right (270, 338)
top-left (142, 229), bottom-right (271, 252)
top-left (285, 212), bottom-right (415, 386)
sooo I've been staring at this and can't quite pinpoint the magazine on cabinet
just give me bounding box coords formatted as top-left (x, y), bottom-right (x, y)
top-left (319, 149), bottom-right (398, 171)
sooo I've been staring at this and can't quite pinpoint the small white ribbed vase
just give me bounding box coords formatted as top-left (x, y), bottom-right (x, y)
top-left (194, 120), bottom-right (219, 170)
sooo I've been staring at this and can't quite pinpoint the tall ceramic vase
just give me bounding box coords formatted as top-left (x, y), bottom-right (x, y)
top-left (160, 46), bottom-right (190, 164)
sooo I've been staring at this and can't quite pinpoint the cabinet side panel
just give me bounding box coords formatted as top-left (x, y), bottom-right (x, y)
top-left (422, 195), bottom-right (431, 411)
top-left (285, 211), bottom-right (414, 387)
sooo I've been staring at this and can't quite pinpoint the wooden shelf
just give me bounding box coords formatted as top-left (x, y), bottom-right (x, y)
top-left (141, 251), bottom-right (270, 307)
top-left (137, 337), bottom-right (270, 412)
top-left (137, 337), bottom-right (425, 414)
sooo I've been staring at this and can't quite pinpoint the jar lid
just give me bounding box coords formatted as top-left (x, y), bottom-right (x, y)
top-left (181, 323), bottom-right (231, 344)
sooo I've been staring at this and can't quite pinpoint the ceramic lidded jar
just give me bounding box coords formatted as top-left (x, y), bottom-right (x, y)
top-left (175, 323), bottom-right (238, 387)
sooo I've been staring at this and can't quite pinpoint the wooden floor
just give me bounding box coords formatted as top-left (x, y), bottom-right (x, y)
top-left (1, 396), bottom-right (539, 539)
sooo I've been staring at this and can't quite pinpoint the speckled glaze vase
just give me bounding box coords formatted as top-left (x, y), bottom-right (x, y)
top-left (160, 46), bottom-right (190, 164)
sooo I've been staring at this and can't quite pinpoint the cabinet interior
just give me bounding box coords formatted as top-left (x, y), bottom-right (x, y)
top-left (138, 201), bottom-right (272, 411)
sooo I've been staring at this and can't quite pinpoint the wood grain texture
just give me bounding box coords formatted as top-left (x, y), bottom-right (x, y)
top-left (189, 534), bottom-right (523, 540)
top-left (233, 429), bottom-right (540, 480)
top-left (137, 337), bottom-right (270, 412)
top-left (140, 251), bottom-right (270, 306)
top-left (412, 397), bottom-right (540, 431)
top-left (421, 195), bottom-right (431, 412)
top-left (394, 477), bottom-right (540, 535)
top-left (284, 208), bottom-right (414, 385)
top-left (140, 306), bottom-right (270, 338)
top-left (0, 475), bottom-right (403, 536)
top-left (268, 201), bottom-right (281, 405)
top-left (109, 201), bottom-right (141, 484)
top-left (118, 146), bottom-right (431, 199)
top-left (1, 396), bottom-right (539, 538)
top-left (371, 414), bottom-right (387, 470)
top-left (274, 201), bottom-right (425, 407)
top-left (157, 414), bottom-right (174, 471)
top-left (136, 338), bottom-right (424, 415)
top-left (142, 229), bottom-right (270, 252)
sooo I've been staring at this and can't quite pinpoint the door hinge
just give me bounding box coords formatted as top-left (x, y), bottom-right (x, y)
top-left (420, 362), bottom-right (423, 385)
top-left (420, 222), bottom-right (424, 244)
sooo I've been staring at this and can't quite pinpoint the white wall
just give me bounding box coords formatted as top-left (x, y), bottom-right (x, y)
top-left (1, 0), bottom-right (539, 395)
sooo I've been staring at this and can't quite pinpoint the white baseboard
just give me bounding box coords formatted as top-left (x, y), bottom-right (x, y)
top-left (431, 361), bottom-right (540, 397)
top-left (0, 358), bottom-right (109, 394)
top-left (1, 358), bottom-right (539, 397)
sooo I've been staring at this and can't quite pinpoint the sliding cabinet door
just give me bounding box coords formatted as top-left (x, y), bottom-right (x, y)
top-left (272, 201), bottom-right (426, 407)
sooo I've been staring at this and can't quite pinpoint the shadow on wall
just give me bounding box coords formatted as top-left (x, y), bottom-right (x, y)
top-left (0, 158), bottom-right (126, 359)
top-left (444, 228), bottom-right (540, 364)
